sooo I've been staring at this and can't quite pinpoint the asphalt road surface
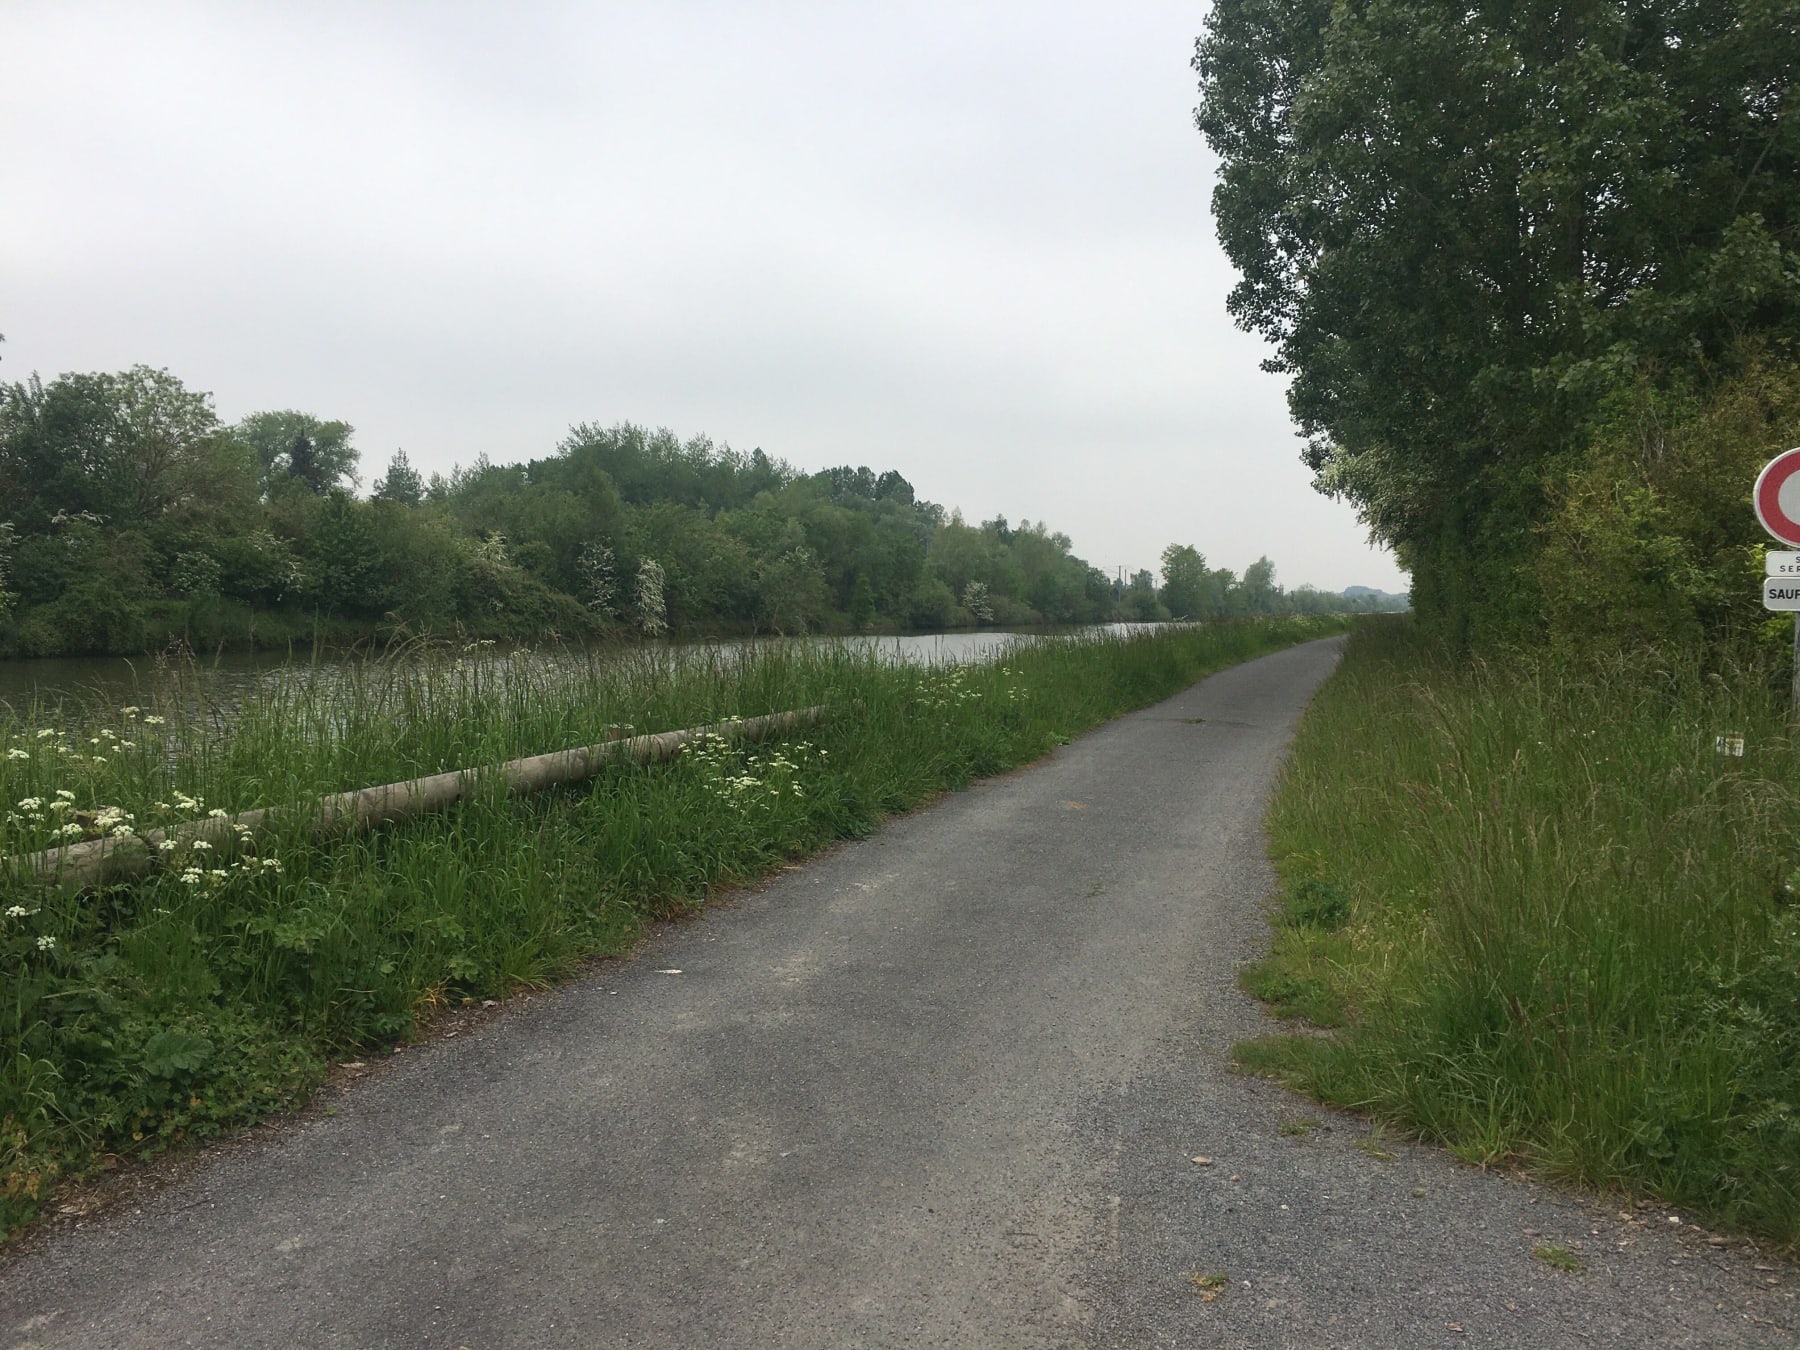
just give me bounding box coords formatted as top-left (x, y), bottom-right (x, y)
top-left (3, 636), bottom-right (1794, 1348)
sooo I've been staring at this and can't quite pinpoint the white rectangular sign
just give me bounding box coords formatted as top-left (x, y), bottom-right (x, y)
top-left (1764, 579), bottom-right (1800, 610)
top-left (1768, 552), bottom-right (1800, 576)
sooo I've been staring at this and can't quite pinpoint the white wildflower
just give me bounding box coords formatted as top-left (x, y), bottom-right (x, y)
top-left (207, 808), bottom-right (228, 819)
top-left (143, 715), bottom-right (166, 726)
top-left (6, 748), bottom-right (28, 761)
top-left (4, 905), bottom-right (30, 918)
top-left (35, 935), bottom-right (55, 951)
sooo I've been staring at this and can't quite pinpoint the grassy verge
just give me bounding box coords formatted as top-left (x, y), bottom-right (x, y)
top-left (1240, 617), bottom-right (1800, 1247)
top-left (0, 616), bottom-right (1347, 1238)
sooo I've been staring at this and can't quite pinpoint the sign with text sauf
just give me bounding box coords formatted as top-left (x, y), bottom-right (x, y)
top-left (1764, 579), bottom-right (1800, 611)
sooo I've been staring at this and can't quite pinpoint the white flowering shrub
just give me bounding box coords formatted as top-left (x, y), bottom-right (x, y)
top-left (960, 580), bottom-right (995, 623)
top-left (576, 542), bottom-right (617, 618)
top-left (634, 557), bottom-right (669, 636)
top-left (0, 521), bottom-right (17, 620)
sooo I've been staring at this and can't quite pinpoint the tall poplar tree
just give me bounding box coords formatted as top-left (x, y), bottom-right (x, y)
top-left (1196, 0), bottom-right (1800, 642)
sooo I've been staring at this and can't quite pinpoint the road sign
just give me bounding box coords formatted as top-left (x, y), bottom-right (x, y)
top-left (1764, 579), bottom-right (1800, 611)
top-left (1769, 552), bottom-right (1800, 576)
top-left (1754, 447), bottom-right (1800, 544)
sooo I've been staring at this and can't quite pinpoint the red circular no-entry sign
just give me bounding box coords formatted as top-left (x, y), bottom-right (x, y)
top-left (1755, 447), bottom-right (1800, 545)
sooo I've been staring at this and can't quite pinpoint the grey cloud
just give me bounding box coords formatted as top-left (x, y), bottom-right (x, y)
top-left (1, 0), bottom-right (1405, 592)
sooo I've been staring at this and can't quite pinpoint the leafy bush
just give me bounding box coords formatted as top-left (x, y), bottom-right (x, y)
top-left (1536, 348), bottom-right (1800, 661)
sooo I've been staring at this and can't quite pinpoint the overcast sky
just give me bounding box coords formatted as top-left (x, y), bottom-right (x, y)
top-left (2, 1), bottom-right (1406, 593)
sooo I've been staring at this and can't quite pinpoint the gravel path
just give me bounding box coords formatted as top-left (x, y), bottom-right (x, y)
top-left (2, 636), bottom-right (1793, 1348)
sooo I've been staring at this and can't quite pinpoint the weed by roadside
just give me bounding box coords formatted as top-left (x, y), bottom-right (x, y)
top-left (1237, 616), bottom-right (1800, 1249)
top-left (1532, 1243), bottom-right (1584, 1273)
top-left (1187, 1269), bottom-right (1230, 1301)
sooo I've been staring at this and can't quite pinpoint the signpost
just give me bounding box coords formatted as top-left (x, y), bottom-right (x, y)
top-left (1755, 447), bottom-right (1800, 713)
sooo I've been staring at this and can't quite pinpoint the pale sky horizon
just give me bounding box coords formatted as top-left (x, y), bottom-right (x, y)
top-left (2, 1), bottom-right (1409, 595)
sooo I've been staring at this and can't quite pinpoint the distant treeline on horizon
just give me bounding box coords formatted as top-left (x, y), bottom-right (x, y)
top-left (0, 363), bottom-right (1405, 658)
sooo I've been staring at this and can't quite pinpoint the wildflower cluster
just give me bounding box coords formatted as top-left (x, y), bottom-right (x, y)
top-left (0, 706), bottom-right (171, 852)
top-left (684, 730), bottom-right (824, 811)
top-left (444, 637), bottom-right (508, 677)
top-left (913, 666), bottom-right (981, 712)
top-left (146, 795), bottom-right (283, 895)
top-left (168, 849), bottom-right (283, 894)
top-left (5, 704), bottom-right (159, 777)
top-left (996, 665), bottom-right (1029, 705)
top-left (910, 664), bottom-right (1028, 713)
top-left (0, 901), bottom-right (54, 957)
top-left (5, 791), bottom-right (145, 849)
top-left (0, 714), bottom-right (288, 901)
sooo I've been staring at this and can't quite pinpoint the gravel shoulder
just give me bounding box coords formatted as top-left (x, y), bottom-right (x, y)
top-left (2, 636), bottom-right (1793, 1348)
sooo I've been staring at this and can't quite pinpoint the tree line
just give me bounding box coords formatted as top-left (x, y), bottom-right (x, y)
top-left (1196, 0), bottom-right (1798, 655)
top-left (0, 362), bottom-right (1391, 657)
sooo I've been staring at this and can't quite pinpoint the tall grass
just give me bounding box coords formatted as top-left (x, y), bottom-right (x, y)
top-left (0, 617), bottom-right (1347, 1237)
top-left (1243, 617), bottom-right (1800, 1246)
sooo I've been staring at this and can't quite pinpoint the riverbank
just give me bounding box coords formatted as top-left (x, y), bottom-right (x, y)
top-left (0, 625), bottom-right (1104, 711)
top-left (1240, 617), bottom-right (1800, 1249)
top-left (0, 615), bottom-right (1351, 1239)
top-left (0, 610), bottom-right (1062, 693)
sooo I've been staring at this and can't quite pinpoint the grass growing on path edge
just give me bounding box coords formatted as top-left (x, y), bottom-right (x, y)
top-left (0, 617), bottom-right (1348, 1239)
top-left (1239, 617), bottom-right (1800, 1248)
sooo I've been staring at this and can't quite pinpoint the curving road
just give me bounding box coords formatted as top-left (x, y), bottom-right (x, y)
top-left (2, 637), bottom-right (1793, 1348)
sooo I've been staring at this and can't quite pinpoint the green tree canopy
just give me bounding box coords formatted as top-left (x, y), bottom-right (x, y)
top-left (1196, 0), bottom-right (1800, 642)
top-left (234, 410), bottom-right (360, 497)
top-left (1158, 544), bottom-right (1212, 618)
top-left (373, 448), bottom-right (425, 506)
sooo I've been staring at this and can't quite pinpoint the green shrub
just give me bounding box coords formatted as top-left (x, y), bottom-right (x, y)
top-left (1536, 348), bottom-right (1800, 662)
